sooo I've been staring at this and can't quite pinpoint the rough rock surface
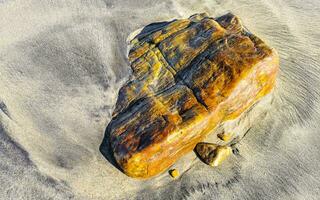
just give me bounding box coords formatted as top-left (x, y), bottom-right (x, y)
top-left (195, 142), bottom-right (232, 167)
top-left (100, 13), bottom-right (279, 179)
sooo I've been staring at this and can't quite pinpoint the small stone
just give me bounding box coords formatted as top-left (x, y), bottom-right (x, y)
top-left (169, 169), bottom-right (179, 179)
top-left (195, 143), bottom-right (232, 167)
top-left (217, 132), bottom-right (234, 142)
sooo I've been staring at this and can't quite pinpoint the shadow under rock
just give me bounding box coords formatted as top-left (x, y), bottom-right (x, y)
top-left (99, 126), bottom-right (123, 172)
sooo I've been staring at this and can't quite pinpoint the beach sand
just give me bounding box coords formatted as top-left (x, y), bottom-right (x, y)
top-left (0, 0), bottom-right (319, 199)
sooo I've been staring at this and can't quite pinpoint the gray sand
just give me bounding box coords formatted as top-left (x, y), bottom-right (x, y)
top-left (0, 0), bottom-right (320, 199)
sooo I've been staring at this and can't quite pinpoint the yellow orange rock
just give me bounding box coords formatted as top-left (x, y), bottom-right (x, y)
top-left (195, 143), bottom-right (232, 167)
top-left (100, 13), bottom-right (279, 179)
top-left (169, 169), bottom-right (180, 179)
top-left (217, 132), bottom-right (234, 142)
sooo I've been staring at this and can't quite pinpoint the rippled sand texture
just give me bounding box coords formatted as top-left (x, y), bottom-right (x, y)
top-left (0, 0), bottom-right (319, 199)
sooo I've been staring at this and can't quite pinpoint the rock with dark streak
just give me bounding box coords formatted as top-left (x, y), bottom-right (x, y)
top-left (195, 142), bottom-right (232, 167)
top-left (100, 13), bottom-right (279, 179)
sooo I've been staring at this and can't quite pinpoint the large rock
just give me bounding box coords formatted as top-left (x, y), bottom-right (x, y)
top-left (100, 13), bottom-right (279, 179)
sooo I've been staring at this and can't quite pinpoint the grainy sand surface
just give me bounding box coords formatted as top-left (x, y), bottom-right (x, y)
top-left (0, 0), bottom-right (319, 199)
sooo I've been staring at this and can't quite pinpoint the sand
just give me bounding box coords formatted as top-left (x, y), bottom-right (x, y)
top-left (0, 0), bottom-right (319, 199)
